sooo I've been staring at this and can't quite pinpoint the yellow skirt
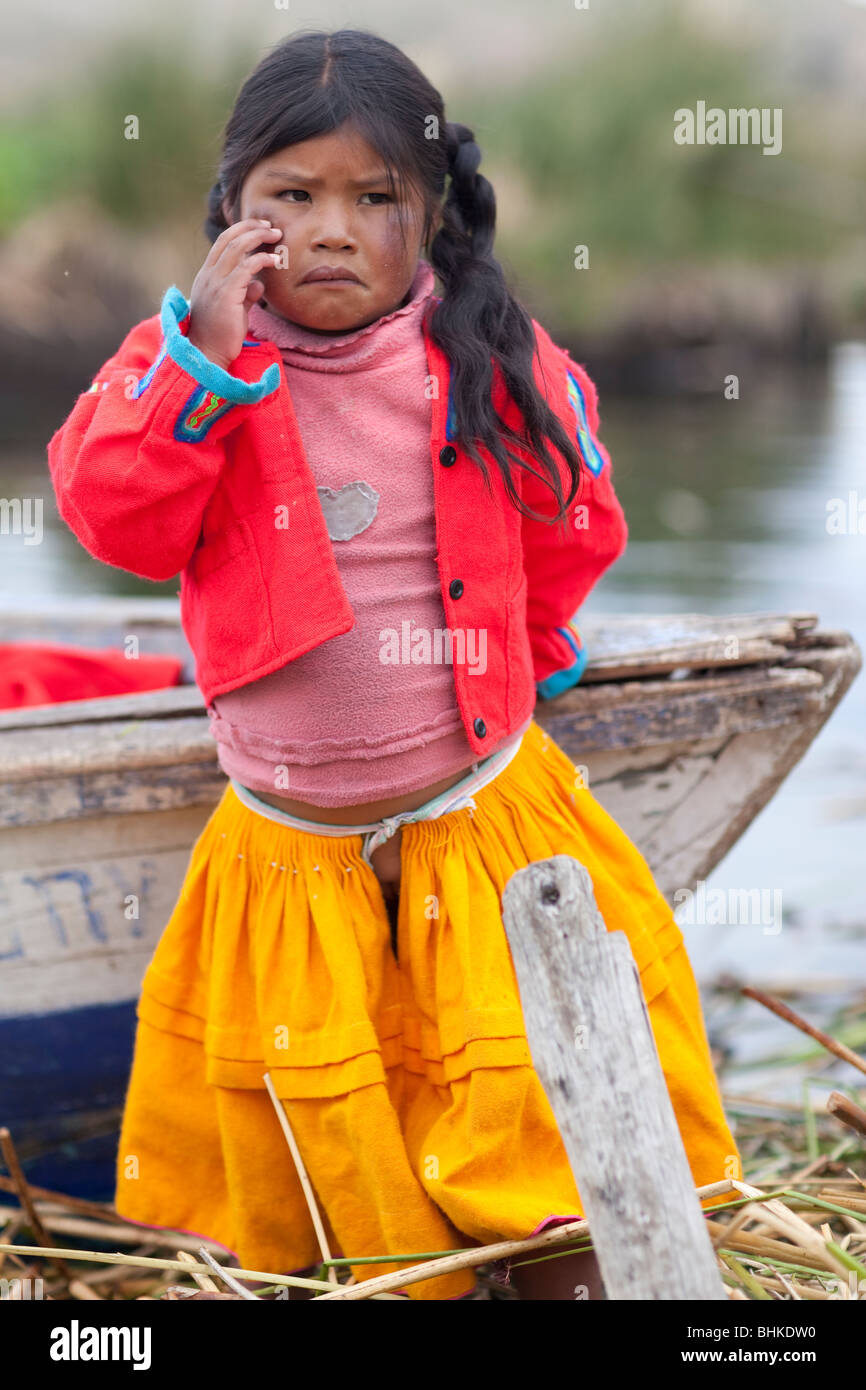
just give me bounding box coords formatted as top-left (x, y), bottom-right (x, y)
top-left (114, 718), bottom-right (740, 1300)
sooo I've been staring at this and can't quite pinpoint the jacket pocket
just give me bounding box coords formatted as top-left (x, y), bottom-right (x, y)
top-left (182, 518), bottom-right (278, 682)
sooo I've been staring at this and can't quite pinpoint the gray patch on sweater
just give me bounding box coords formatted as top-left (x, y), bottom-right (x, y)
top-left (316, 480), bottom-right (380, 540)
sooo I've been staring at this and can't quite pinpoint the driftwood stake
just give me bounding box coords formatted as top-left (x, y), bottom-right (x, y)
top-left (501, 855), bottom-right (727, 1300)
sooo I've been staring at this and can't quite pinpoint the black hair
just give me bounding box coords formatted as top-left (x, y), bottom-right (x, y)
top-left (204, 27), bottom-right (583, 523)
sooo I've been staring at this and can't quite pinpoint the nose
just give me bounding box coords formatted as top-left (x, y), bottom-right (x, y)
top-left (308, 200), bottom-right (360, 251)
top-left (312, 229), bottom-right (357, 251)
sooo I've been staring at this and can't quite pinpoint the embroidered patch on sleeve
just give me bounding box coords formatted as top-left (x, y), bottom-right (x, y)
top-left (173, 385), bottom-right (235, 442)
top-left (566, 369), bottom-right (606, 477)
top-left (558, 617), bottom-right (585, 659)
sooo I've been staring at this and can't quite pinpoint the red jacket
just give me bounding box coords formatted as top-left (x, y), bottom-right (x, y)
top-left (47, 285), bottom-right (628, 759)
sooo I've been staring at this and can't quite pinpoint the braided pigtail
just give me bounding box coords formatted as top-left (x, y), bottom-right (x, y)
top-left (428, 121), bottom-right (583, 522)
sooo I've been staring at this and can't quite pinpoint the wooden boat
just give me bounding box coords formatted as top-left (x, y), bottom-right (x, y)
top-left (0, 597), bottom-right (859, 1199)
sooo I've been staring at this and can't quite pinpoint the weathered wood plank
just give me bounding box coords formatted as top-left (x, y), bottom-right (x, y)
top-left (569, 642), bottom-right (862, 899)
top-left (0, 801), bottom-right (214, 872)
top-left (575, 611), bottom-right (818, 678)
top-left (650, 641), bottom-right (863, 893)
top-left (0, 806), bottom-right (214, 1016)
top-left (579, 610), bottom-right (818, 651)
top-left (501, 855), bottom-right (727, 1300)
top-left (577, 637), bottom-right (791, 682)
top-left (0, 762), bottom-right (226, 828)
top-left (0, 619), bottom-right (857, 919)
top-left (535, 663), bottom-right (826, 753)
top-left (0, 603), bottom-right (821, 691)
top-left (0, 684), bottom-right (205, 731)
top-left (0, 662), bottom-right (832, 782)
top-left (0, 643), bottom-right (856, 834)
top-left (1, 852), bottom-right (190, 1015)
top-left (0, 715), bottom-right (216, 780)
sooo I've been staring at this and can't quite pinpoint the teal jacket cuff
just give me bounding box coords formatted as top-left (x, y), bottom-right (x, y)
top-left (535, 622), bottom-right (589, 699)
top-left (160, 285), bottom-right (281, 405)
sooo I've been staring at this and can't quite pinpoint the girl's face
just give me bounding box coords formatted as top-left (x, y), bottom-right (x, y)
top-left (225, 125), bottom-right (435, 335)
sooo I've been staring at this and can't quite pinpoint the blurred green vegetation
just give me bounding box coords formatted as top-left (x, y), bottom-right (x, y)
top-left (0, 33), bottom-right (261, 231)
top-left (0, 10), bottom-right (863, 333)
top-left (471, 10), bottom-right (864, 327)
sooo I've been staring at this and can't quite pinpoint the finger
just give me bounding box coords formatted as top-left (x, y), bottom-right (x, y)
top-left (243, 279), bottom-right (266, 310)
top-left (216, 216), bottom-right (276, 244)
top-left (225, 250), bottom-right (284, 288)
top-left (211, 223), bottom-right (282, 273)
top-left (200, 217), bottom-right (271, 271)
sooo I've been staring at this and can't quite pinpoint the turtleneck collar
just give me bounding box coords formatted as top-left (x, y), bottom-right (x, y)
top-left (246, 259), bottom-right (436, 373)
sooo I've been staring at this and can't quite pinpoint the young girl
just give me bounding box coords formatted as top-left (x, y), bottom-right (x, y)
top-left (48, 28), bottom-right (740, 1301)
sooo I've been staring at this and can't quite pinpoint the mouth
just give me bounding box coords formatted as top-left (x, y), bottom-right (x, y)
top-left (299, 267), bottom-right (362, 285)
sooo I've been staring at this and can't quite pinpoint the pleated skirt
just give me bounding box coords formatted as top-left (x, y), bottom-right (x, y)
top-left (114, 718), bottom-right (740, 1300)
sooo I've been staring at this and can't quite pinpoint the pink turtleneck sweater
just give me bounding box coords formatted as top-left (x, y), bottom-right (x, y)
top-left (207, 259), bottom-right (531, 807)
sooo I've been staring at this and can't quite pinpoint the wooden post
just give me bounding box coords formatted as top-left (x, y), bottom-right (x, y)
top-left (501, 855), bottom-right (727, 1300)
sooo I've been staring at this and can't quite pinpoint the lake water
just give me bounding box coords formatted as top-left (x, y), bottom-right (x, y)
top-left (2, 342), bottom-right (864, 1017)
top-left (592, 344), bottom-right (866, 999)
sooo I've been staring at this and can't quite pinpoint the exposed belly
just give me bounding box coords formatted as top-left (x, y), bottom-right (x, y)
top-left (251, 766), bottom-right (472, 895)
top-left (252, 764), bottom-right (470, 825)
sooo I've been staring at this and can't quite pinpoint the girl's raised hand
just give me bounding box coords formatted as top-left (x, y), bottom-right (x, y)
top-left (187, 219), bottom-right (284, 371)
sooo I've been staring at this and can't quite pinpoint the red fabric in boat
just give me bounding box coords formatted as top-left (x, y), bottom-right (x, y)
top-left (0, 643), bottom-right (184, 709)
